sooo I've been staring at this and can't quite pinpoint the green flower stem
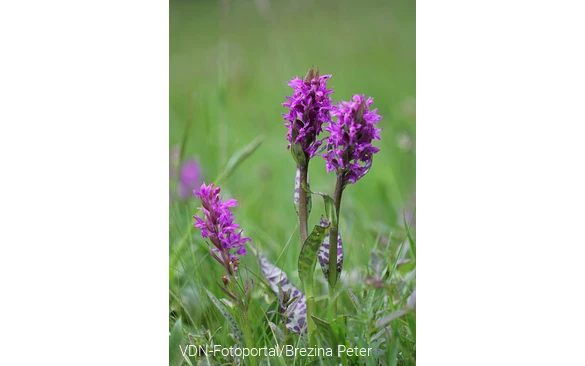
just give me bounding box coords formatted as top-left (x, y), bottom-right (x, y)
top-left (327, 174), bottom-right (344, 316)
top-left (237, 301), bottom-right (257, 366)
top-left (297, 162), bottom-right (315, 340)
top-left (298, 163), bottom-right (310, 246)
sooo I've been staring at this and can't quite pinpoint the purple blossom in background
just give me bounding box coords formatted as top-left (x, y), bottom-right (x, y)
top-left (177, 160), bottom-right (201, 199)
top-left (169, 145), bottom-right (202, 201)
top-left (194, 184), bottom-right (249, 273)
top-left (322, 94), bottom-right (382, 185)
top-left (282, 67), bottom-right (334, 159)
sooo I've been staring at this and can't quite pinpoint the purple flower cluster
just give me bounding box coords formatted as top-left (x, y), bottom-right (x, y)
top-left (194, 184), bottom-right (249, 273)
top-left (282, 67), bottom-right (334, 160)
top-left (323, 94), bottom-right (382, 185)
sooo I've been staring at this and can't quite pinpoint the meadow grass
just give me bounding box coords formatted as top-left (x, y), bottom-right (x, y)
top-left (170, 1), bottom-right (415, 364)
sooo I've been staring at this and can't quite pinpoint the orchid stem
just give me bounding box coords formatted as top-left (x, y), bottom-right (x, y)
top-left (237, 299), bottom-right (257, 366)
top-left (298, 163), bottom-right (310, 246)
top-left (297, 162), bottom-right (316, 339)
top-left (327, 174), bottom-right (344, 318)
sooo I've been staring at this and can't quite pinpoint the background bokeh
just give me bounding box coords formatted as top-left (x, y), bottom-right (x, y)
top-left (170, 0), bottom-right (415, 362)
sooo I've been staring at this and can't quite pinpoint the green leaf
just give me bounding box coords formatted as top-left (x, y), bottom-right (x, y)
top-left (346, 289), bottom-right (360, 311)
top-left (298, 220), bottom-right (331, 286)
top-left (407, 310), bottom-right (416, 343)
top-left (290, 125), bottom-right (307, 166)
top-left (291, 142), bottom-right (307, 166)
top-left (177, 117), bottom-right (191, 169)
top-left (301, 190), bottom-right (344, 281)
top-left (204, 289), bottom-right (244, 345)
top-left (169, 318), bottom-right (183, 366)
top-left (363, 288), bottom-right (383, 315)
top-left (387, 319), bottom-right (400, 366)
top-left (310, 315), bottom-right (336, 347)
top-left (214, 135), bottom-right (264, 184)
top-left (305, 190), bottom-right (336, 229)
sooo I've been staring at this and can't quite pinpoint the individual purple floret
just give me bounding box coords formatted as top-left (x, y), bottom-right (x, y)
top-left (193, 183), bottom-right (250, 274)
top-left (322, 94), bottom-right (382, 185)
top-left (177, 159), bottom-right (201, 199)
top-left (282, 67), bottom-right (334, 160)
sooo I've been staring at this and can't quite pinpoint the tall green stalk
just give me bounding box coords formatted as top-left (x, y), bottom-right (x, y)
top-left (297, 162), bottom-right (315, 339)
top-left (298, 164), bottom-right (310, 246)
top-left (327, 174), bottom-right (344, 316)
top-left (236, 301), bottom-right (257, 366)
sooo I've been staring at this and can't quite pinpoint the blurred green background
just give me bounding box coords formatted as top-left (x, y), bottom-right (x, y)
top-left (170, 0), bottom-right (415, 362)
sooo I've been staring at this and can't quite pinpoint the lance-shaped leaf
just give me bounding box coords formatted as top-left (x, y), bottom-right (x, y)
top-left (300, 190), bottom-right (344, 281)
top-left (290, 127), bottom-right (307, 167)
top-left (204, 289), bottom-right (244, 344)
top-left (303, 190), bottom-right (337, 229)
top-left (293, 165), bottom-right (312, 215)
top-left (307, 190), bottom-right (343, 280)
top-left (346, 288), bottom-right (360, 311)
top-left (214, 135), bottom-right (264, 184)
top-left (310, 315), bottom-right (337, 348)
top-left (298, 219), bottom-right (331, 286)
top-left (253, 249), bottom-right (308, 335)
top-left (317, 216), bottom-right (343, 281)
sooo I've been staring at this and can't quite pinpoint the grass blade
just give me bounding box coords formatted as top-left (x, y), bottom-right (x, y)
top-left (375, 309), bottom-right (410, 329)
top-left (214, 135), bottom-right (264, 185)
top-left (169, 318), bottom-right (183, 366)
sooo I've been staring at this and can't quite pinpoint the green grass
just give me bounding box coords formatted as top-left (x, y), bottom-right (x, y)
top-left (170, 0), bottom-right (415, 364)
